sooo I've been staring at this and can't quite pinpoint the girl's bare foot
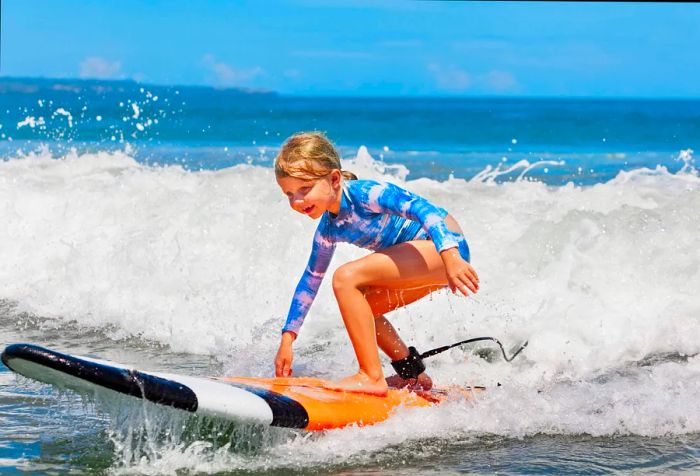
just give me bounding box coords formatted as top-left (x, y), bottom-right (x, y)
top-left (386, 372), bottom-right (433, 391)
top-left (324, 371), bottom-right (389, 396)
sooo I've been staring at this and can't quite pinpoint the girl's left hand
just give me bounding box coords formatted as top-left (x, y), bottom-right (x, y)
top-left (440, 248), bottom-right (479, 296)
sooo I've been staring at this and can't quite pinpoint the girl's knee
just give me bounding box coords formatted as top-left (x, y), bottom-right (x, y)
top-left (332, 263), bottom-right (362, 293)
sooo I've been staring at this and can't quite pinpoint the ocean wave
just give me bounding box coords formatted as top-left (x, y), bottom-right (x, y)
top-left (1, 146), bottom-right (699, 442)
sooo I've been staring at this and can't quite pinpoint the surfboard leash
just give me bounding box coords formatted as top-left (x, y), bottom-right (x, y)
top-left (419, 336), bottom-right (529, 362)
top-left (391, 337), bottom-right (528, 380)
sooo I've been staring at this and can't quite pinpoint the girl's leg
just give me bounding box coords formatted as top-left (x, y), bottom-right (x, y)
top-left (375, 314), bottom-right (433, 390)
top-left (364, 284), bottom-right (437, 360)
top-left (374, 313), bottom-right (410, 360)
top-left (367, 287), bottom-right (440, 389)
top-left (327, 240), bottom-right (452, 395)
top-left (364, 286), bottom-right (439, 319)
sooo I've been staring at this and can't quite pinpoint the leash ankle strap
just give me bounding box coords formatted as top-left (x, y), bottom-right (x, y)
top-left (391, 346), bottom-right (425, 380)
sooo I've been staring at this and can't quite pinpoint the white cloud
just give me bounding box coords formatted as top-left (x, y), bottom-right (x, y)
top-left (427, 64), bottom-right (471, 92)
top-left (131, 72), bottom-right (147, 82)
top-left (79, 57), bottom-right (123, 79)
top-left (202, 54), bottom-right (263, 87)
top-left (428, 64), bottom-right (520, 94)
top-left (479, 70), bottom-right (519, 93)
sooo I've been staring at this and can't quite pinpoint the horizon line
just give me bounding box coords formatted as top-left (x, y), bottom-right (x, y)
top-left (1, 75), bottom-right (699, 102)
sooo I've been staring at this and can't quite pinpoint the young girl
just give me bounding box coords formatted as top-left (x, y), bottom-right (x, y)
top-left (274, 132), bottom-right (478, 396)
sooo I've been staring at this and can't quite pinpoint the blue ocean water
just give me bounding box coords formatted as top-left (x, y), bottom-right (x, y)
top-left (2, 78), bottom-right (698, 182)
top-left (1, 78), bottom-right (699, 474)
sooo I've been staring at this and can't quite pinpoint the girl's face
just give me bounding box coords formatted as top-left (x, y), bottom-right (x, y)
top-left (277, 169), bottom-right (343, 219)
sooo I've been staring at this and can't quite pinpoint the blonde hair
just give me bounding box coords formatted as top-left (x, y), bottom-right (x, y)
top-left (275, 131), bottom-right (357, 181)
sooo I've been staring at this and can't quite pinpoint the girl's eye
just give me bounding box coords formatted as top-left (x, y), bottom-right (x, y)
top-left (299, 187), bottom-right (311, 194)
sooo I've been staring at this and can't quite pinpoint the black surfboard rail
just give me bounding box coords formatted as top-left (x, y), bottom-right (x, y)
top-left (2, 343), bottom-right (310, 428)
top-left (1, 343), bottom-right (199, 412)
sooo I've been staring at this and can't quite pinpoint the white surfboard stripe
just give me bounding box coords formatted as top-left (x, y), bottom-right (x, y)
top-left (6, 354), bottom-right (274, 426)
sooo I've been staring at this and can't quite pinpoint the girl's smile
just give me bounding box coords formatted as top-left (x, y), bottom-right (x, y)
top-left (277, 170), bottom-right (343, 219)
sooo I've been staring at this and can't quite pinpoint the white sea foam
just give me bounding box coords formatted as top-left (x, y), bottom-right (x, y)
top-left (1, 146), bottom-right (699, 450)
top-left (52, 108), bottom-right (74, 128)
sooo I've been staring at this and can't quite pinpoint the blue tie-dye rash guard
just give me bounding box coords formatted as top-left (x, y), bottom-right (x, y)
top-left (282, 179), bottom-right (470, 335)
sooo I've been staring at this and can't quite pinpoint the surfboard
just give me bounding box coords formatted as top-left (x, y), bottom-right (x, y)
top-left (1, 343), bottom-right (483, 431)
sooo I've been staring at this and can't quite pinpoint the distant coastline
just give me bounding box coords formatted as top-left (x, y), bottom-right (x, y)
top-left (2, 77), bottom-right (699, 102)
top-left (0, 76), bottom-right (278, 97)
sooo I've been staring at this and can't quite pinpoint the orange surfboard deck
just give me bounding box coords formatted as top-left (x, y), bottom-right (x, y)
top-left (1, 343), bottom-right (484, 431)
top-left (219, 376), bottom-right (482, 431)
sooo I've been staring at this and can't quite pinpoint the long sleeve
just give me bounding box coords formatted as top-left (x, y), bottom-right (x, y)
top-left (362, 181), bottom-right (460, 252)
top-left (281, 220), bottom-right (336, 335)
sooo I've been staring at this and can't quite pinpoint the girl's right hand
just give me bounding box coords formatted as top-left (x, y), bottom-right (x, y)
top-left (275, 332), bottom-right (296, 377)
top-left (440, 248), bottom-right (479, 296)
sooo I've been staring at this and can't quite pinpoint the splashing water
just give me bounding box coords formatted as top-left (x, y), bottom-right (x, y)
top-left (1, 140), bottom-right (699, 473)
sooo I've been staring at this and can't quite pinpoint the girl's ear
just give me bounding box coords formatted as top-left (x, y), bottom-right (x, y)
top-left (331, 169), bottom-right (342, 188)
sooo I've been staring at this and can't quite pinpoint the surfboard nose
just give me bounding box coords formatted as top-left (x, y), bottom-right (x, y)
top-left (1, 343), bottom-right (201, 412)
top-left (2, 342), bottom-right (36, 370)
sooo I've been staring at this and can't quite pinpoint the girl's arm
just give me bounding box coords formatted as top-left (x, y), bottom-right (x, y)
top-left (362, 181), bottom-right (479, 296)
top-left (281, 226), bottom-right (336, 335)
top-left (363, 181), bottom-right (459, 253)
top-left (276, 222), bottom-right (335, 377)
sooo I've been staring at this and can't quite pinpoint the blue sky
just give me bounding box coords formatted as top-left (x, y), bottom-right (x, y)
top-left (2, 0), bottom-right (699, 97)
